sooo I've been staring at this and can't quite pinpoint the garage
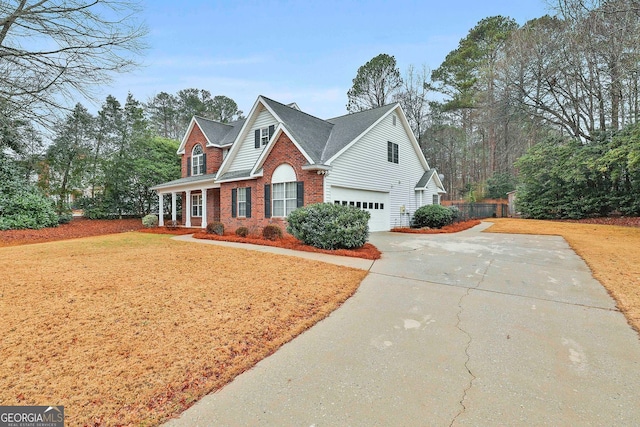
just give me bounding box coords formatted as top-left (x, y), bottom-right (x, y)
top-left (330, 186), bottom-right (390, 232)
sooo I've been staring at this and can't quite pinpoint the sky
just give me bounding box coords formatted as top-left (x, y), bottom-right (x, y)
top-left (99, 0), bottom-right (551, 120)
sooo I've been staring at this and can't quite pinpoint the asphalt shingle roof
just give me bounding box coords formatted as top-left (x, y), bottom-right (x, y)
top-left (193, 97), bottom-right (397, 166)
top-left (323, 104), bottom-right (397, 162)
top-left (415, 169), bottom-right (436, 188)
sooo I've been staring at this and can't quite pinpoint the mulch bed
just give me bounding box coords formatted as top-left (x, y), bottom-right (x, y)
top-left (0, 218), bottom-right (144, 247)
top-left (390, 219), bottom-right (481, 234)
top-left (191, 232), bottom-right (382, 260)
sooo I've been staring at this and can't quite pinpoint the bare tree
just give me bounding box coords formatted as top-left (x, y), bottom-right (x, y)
top-left (396, 65), bottom-right (431, 145)
top-left (0, 0), bottom-right (147, 131)
top-left (347, 53), bottom-right (402, 112)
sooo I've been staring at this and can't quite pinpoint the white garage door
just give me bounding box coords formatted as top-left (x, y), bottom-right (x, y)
top-left (330, 186), bottom-right (390, 232)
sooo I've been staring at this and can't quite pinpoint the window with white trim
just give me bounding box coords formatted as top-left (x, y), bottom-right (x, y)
top-left (272, 182), bottom-right (297, 217)
top-left (260, 127), bottom-right (270, 145)
top-left (237, 187), bottom-right (247, 217)
top-left (387, 141), bottom-right (398, 164)
top-left (192, 193), bottom-right (202, 217)
top-left (432, 194), bottom-right (440, 205)
top-left (192, 144), bottom-right (204, 175)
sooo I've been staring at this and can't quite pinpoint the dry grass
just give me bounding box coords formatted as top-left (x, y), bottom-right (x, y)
top-left (0, 232), bottom-right (367, 426)
top-left (485, 218), bottom-right (640, 334)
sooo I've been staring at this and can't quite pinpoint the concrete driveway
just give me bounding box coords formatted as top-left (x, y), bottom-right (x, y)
top-left (165, 223), bottom-right (640, 426)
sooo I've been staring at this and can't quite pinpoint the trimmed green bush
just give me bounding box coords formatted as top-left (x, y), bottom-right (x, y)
top-left (58, 212), bottom-right (73, 225)
top-left (448, 205), bottom-right (460, 221)
top-left (262, 224), bottom-right (283, 241)
top-left (286, 203), bottom-right (370, 250)
top-left (412, 204), bottom-right (454, 229)
top-left (206, 221), bottom-right (224, 235)
top-left (235, 226), bottom-right (249, 237)
top-left (142, 214), bottom-right (159, 228)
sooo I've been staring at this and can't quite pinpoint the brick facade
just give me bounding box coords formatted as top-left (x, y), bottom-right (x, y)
top-left (181, 123), bottom-right (225, 176)
top-left (179, 123), bottom-right (225, 226)
top-left (176, 125), bottom-right (324, 233)
top-left (219, 132), bottom-right (324, 232)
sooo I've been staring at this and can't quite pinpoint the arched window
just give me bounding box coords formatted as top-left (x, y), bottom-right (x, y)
top-left (271, 164), bottom-right (299, 217)
top-left (191, 144), bottom-right (204, 175)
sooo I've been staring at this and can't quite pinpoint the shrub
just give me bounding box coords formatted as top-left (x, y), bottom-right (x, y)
top-left (142, 214), bottom-right (159, 228)
top-left (0, 192), bottom-right (59, 230)
top-left (262, 224), bottom-right (283, 241)
top-left (235, 226), bottom-right (249, 237)
top-left (412, 204), bottom-right (454, 229)
top-left (58, 212), bottom-right (73, 225)
top-left (286, 203), bottom-right (370, 250)
top-left (206, 221), bottom-right (224, 235)
top-left (448, 205), bottom-right (460, 221)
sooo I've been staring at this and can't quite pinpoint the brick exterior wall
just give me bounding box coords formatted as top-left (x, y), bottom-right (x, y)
top-left (179, 123), bottom-right (225, 226)
top-left (219, 132), bottom-right (324, 233)
top-left (181, 123), bottom-right (225, 176)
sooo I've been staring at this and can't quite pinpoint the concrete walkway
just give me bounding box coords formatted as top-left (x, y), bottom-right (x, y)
top-left (165, 223), bottom-right (640, 426)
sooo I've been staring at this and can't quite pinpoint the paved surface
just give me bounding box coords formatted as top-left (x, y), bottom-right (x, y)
top-left (165, 223), bottom-right (640, 426)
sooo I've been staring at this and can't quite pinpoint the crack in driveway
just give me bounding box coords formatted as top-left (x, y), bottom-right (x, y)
top-left (449, 259), bottom-right (493, 427)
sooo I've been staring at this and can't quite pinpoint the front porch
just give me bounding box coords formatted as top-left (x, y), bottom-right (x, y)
top-left (151, 174), bottom-right (220, 229)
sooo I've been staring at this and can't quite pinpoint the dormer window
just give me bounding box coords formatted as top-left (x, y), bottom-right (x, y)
top-left (192, 144), bottom-right (204, 175)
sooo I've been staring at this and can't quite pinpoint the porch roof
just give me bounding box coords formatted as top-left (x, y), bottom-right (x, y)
top-left (151, 173), bottom-right (218, 193)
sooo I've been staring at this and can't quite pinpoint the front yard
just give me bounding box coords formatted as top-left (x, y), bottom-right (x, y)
top-left (0, 232), bottom-right (366, 426)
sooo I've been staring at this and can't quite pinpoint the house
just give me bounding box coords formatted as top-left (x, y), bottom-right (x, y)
top-left (151, 95), bottom-right (445, 232)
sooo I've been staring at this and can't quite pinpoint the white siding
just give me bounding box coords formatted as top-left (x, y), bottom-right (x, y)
top-left (227, 107), bottom-right (278, 172)
top-left (424, 177), bottom-right (441, 205)
top-left (324, 110), bottom-right (427, 230)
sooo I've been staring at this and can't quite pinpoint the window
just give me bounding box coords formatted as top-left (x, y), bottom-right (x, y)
top-left (260, 127), bottom-right (270, 145)
top-left (255, 125), bottom-right (274, 148)
top-left (387, 141), bottom-right (398, 164)
top-left (267, 163), bottom-right (301, 218)
top-left (392, 115), bottom-right (397, 126)
top-left (238, 187), bottom-right (247, 217)
top-left (192, 144), bottom-right (204, 175)
top-left (433, 194), bottom-right (440, 205)
top-left (272, 182), bottom-right (298, 217)
top-left (192, 193), bottom-right (202, 217)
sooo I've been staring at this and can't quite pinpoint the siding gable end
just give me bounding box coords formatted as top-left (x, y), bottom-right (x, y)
top-left (216, 97), bottom-right (282, 179)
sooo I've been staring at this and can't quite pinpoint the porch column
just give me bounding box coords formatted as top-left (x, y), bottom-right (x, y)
top-left (185, 190), bottom-right (192, 227)
top-left (201, 188), bottom-right (207, 229)
top-left (171, 192), bottom-right (177, 222)
top-left (158, 193), bottom-right (164, 226)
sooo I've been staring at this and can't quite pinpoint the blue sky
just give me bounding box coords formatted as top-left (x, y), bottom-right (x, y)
top-left (101, 0), bottom-right (550, 119)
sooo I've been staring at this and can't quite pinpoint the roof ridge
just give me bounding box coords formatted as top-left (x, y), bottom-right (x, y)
top-left (193, 115), bottom-right (234, 127)
top-left (260, 95), bottom-right (331, 125)
top-left (327, 102), bottom-right (398, 122)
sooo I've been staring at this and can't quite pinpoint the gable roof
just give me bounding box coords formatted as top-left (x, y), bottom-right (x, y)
top-left (323, 104), bottom-right (397, 163)
top-left (178, 95), bottom-right (430, 181)
top-left (177, 116), bottom-right (244, 154)
top-left (260, 97), bottom-right (333, 163)
top-left (415, 169), bottom-right (446, 193)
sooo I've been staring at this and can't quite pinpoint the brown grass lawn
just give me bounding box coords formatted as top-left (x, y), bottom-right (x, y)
top-left (0, 232), bottom-right (367, 426)
top-left (485, 218), bottom-right (640, 334)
